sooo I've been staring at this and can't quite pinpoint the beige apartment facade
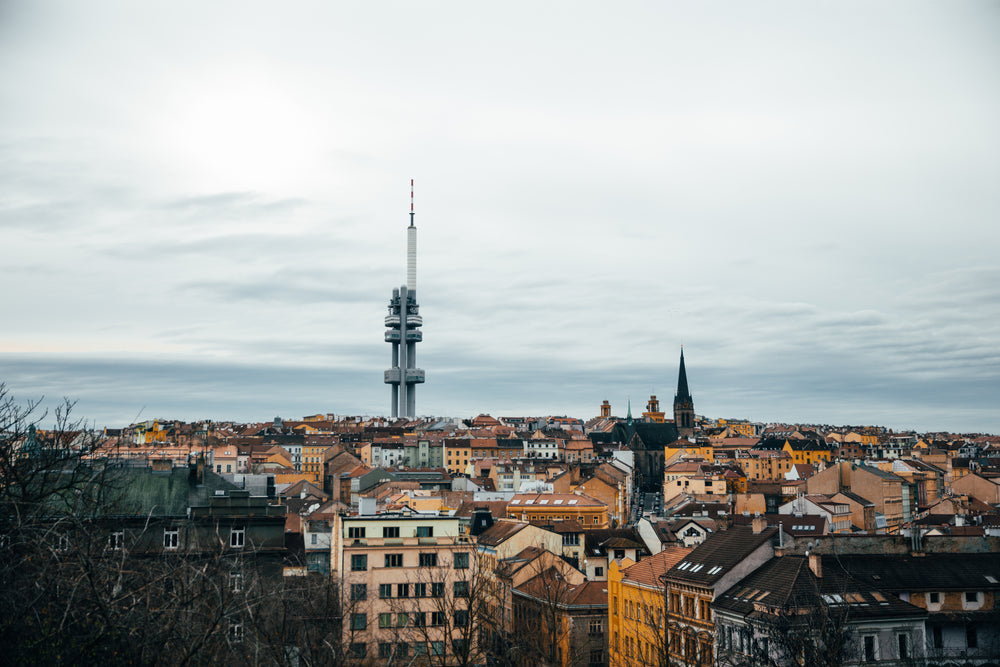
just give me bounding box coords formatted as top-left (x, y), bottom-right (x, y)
top-left (332, 512), bottom-right (479, 665)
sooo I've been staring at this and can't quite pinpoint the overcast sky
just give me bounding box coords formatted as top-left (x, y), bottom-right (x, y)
top-left (2, 1), bottom-right (999, 433)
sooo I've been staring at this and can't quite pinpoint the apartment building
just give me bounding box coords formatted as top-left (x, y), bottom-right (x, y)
top-left (331, 512), bottom-right (477, 664)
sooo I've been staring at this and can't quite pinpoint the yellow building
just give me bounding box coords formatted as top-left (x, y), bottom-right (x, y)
top-left (608, 547), bottom-right (692, 667)
top-left (444, 441), bottom-right (472, 475)
top-left (506, 493), bottom-right (609, 528)
top-left (781, 439), bottom-right (833, 467)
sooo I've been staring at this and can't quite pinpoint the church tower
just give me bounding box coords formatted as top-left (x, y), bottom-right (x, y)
top-left (673, 347), bottom-right (695, 438)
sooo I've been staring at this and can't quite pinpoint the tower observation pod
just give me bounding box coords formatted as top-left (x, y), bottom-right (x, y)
top-left (383, 180), bottom-right (425, 419)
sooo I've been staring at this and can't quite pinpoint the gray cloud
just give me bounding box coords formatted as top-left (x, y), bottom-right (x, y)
top-left (1, 1), bottom-right (998, 433)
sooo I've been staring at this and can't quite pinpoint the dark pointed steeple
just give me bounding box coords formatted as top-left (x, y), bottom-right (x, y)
top-left (675, 346), bottom-right (691, 403)
top-left (673, 347), bottom-right (695, 437)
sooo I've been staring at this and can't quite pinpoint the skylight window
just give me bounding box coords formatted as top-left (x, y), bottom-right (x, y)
top-left (568, 499), bottom-right (578, 505)
top-left (511, 499), bottom-right (520, 504)
top-left (525, 499), bottom-right (535, 505)
top-left (677, 562), bottom-right (690, 570)
top-left (707, 566), bottom-right (723, 575)
top-left (690, 564), bottom-right (705, 572)
top-left (986, 575), bottom-right (998, 584)
top-left (554, 499), bottom-right (564, 505)
top-left (539, 499), bottom-right (549, 504)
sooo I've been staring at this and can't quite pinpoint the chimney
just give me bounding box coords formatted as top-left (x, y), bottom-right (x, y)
top-left (751, 514), bottom-right (767, 535)
top-left (808, 553), bottom-right (822, 578)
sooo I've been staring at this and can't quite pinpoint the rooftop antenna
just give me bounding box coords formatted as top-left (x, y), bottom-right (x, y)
top-left (407, 179), bottom-right (417, 292)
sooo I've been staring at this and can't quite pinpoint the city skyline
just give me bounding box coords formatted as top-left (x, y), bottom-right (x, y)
top-left (2, 2), bottom-right (999, 432)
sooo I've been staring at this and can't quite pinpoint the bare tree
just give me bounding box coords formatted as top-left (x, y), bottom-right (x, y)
top-left (0, 386), bottom-right (347, 666)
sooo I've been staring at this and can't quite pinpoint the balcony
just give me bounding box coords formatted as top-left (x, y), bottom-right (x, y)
top-left (384, 315), bottom-right (400, 327)
top-left (406, 314), bottom-right (423, 327)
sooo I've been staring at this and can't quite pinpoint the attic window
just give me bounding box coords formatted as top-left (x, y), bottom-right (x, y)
top-left (707, 566), bottom-right (723, 575)
top-left (677, 562), bottom-right (690, 570)
top-left (539, 499), bottom-right (549, 505)
top-left (525, 499), bottom-right (535, 505)
top-left (568, 500), bottom-right (578, 505)
top-left (690, 564), bottom-right (704, 572)
top-left (510, 499), bottom-right (520, 504)
top-left (554, 499), bottom-right (564, 505)
top-left (986, 576), bottom-right (998, 584)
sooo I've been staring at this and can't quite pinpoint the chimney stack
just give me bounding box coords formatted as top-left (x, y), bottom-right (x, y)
top-left (751, 514), bottom-right (767, 534)
top-left (808, 553), bottom-right (822, 578)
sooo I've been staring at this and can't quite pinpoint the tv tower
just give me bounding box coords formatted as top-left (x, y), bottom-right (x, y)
top-left (383, 180), bottom-right (425, 418)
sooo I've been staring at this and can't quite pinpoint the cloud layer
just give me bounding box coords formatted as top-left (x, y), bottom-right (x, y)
top-left (1, 1), bottom-right (998, 432)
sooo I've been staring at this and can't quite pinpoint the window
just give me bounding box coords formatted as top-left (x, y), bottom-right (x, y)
top-left (229, 622), bottom-right (243, 643)
top-left (417, 526), bottom-right (434, 538)
top-left (397, 583), bottom-right (409, 598)
top-left (614, 548), bottom-right (625, 559)
top-left (590, 648), bottom-right (603, 667)
top-left (351, 613), bottom-right (367, 630)
top-left (967, 624), bottom-right (978, 649)
top-left (864, 635), bottom-right (876, 661)
top-left (348, 526), bottom-right (366, 539)
top-left (412, 612), bottom-right (426, 627)
top-left (395, 643), bottom-right (408, 657)
top-left (349, 643), bottom-right (367, 659)
top-left (351, 554), bottom-right (367, 571)
top-left (382, 526), bottom-right (399, 538)
top-left (454, 552), bottom-right (469, 569)
top-left (311, 533), bottom-right (317, 545)
top-left (351, 584), bottom-right (367, 601)
top-left (933, 626), bottom-right (943, 649)
top-left (419, 553), bottom-right (438, 567)
top-left (108, 531), bottom-right (124, 551)
top-left (414, 643), bottom-right (427, 656)
top-left (455, 609), bottom-right (469, 627)
top-left (431, 641), bottom-right (444, 656)
top-left (379, 613), bottom-right (393, 629)
top-left (230, 527), bottom-right (245, 548)
top-left (589, 618), bottom-right (603, 636)
top-left (414, 582), bottom-right (427, 597)
top-left (595, 566), bottom-right (604, 577)
top-left (163, 528), bottom-right (179, 550)
top-left (230, 572), bottom-right (243, 593)
top-left (432, 582), bottom-right (444, 597)
top-left (454, 580), bottom-right (469, 597)
top-left (965, 591), bottom-right (979, 603)
top-left (379, 583), bottom-right (393, 598)
top-left (898, 633), bottom-right (909, 659)
top-left (929, 592), bottom-right (940, 604)
top-left (431, 612), bottom-right (445, 626)
top-left (613, 596), bottom-right (618, 615)
top-left (385, 553), bottom-right (403, 568)
top-left (453, 638), bottom-right (469, 655)
top-left (396, 613), bottom-right (409, 628)
top-left (379, 643), bottom-right (393, 658)
top-left (563, 534), bottom-right (580, 546)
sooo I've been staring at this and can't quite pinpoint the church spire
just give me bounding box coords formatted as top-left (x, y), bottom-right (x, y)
top-left (673, 347), bottom-right (695, 438)
top-left (675, 346), bottom-right (691, 402)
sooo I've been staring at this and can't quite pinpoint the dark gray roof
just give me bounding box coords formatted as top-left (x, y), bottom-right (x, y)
top-left (835, 553), bottom-right (1000, 591)
top-left (714, 555), bottom-right (927, 622)
top-left (665, 525), bottom-right (777, 587)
